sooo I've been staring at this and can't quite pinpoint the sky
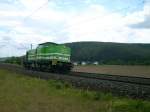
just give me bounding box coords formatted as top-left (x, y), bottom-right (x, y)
top-left (0, 0), bottom-right (150, 57)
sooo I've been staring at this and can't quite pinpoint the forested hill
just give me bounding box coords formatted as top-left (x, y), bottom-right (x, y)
top-left (65, 42), bottom-right (150, 65)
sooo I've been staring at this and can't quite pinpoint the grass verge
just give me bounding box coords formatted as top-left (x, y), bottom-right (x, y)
top-left (0, 69), bottom-right (150, 112)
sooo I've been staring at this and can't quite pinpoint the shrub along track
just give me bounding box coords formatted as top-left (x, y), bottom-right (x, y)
top-left (0, 63), bottom-right (150, 99)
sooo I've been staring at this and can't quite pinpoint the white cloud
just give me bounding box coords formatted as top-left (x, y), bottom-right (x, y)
top-left (0, 0), bottom-right (150, 57)
top-left (129, 29), bottom-right (150, 43)
top-left (129, 1), bottom-right (150, 29)
top-left (30, 7), bottom-right (66, 22)
top-left (63, 3), bottom-right (150, 43)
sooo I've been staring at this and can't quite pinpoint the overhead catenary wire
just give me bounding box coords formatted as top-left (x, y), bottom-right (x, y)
top-left (53, 0), bottom-right (145, 36)
top-left (2, 0), bottom-right (50, 49)
top-left (4, 0), bottom-right (146, 42)
top-left (23, 0), bottom-right (50, 21)
top-left (8, 0), bottom-right (145, 35)
top-left (6, 0), bottom-right (49, 32)
top-left (21, 0), bottom-right (146, 46)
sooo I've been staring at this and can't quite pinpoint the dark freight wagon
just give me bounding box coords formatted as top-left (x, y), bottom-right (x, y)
top-left (23, 42), bottom-right (73, 72)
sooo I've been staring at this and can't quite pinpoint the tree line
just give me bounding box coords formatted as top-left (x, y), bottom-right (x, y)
top-left (66, 41), bottom-right (150, 65)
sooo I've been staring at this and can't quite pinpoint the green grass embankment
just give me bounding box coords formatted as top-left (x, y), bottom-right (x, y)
top-left (0, 69), bottom-right (150, 112)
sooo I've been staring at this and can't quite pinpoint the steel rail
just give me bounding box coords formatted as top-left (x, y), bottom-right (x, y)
top-left (0, 63), bottom-right (150, 86)
top-left (69, 72), bottom-right (150, 86)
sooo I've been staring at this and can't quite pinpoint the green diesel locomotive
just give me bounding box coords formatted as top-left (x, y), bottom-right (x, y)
top-left (23, 42), bottom-right (73, 72)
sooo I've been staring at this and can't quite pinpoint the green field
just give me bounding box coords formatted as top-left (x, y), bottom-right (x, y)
top-left (0, 69), bottom-right (150, 112)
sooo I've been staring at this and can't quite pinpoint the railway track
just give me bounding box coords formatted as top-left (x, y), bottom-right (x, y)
top-left (0, 63), bottom-right (150, 99)
top-left (70, 72), bottom-right (150, 86)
